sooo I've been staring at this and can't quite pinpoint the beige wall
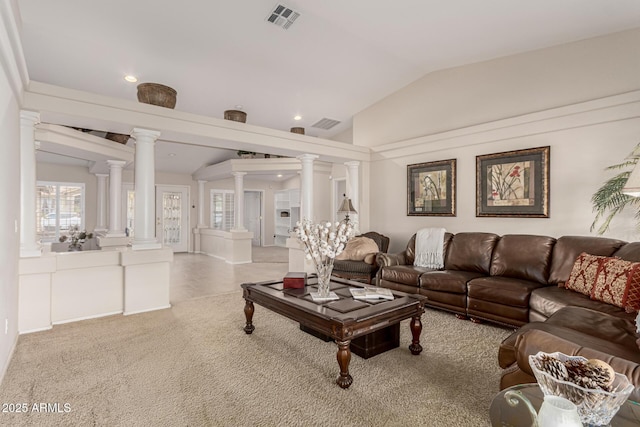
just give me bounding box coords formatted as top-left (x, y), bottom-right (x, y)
top-left (355, 29), bottom-right (640, 252)
top-left (354, 28), bottom-right (640, 147)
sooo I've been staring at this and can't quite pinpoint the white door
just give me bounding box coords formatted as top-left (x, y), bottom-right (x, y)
top-left (245, 191), bottom-right (262, 246)
top-left (156, 185), bottom-right (189, 252)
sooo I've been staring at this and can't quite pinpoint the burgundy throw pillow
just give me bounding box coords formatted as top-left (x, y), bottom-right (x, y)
top-left (564, 253), bottom-right (605, 295)
top-left (591, 257), bottom-right (640, 313)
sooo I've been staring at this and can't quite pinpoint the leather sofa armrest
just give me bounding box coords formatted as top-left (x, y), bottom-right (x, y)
top-left (376, 252), bottom-right (408, 267)
top-left (514, 329), bottom-right (640, 391)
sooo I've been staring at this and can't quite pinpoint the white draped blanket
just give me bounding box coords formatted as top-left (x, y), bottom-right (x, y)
top-left (414, 227), bottom-right (445, 269)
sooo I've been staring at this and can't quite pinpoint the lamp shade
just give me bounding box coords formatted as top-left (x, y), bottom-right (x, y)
top-left (337, 197), bottom-right (357, 214)
top-left (622, 163), bottom-right (640, 197)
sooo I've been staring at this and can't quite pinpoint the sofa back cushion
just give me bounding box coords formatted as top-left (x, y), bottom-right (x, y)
top-left (548, 236), bottom-right (626, 285)
top-left (405, 232), bottom-right (453, 265)
top-left (444, 232), bottom-right (499, 274)
top-left (490, 234), bottom-right (556, 284)
top-left (612, 242), bottom-right (640, 262)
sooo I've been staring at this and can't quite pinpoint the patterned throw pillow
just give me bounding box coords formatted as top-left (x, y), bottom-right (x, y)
top-left (564, 253), bottom-right (605, 295)
top-left (591, 257), bottom-right (640, 313)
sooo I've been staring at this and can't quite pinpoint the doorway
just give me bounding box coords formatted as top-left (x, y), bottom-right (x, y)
top-left (244, 190), bottom-right (263, 246)
top-left (156, 185), bottom-right (190, 252)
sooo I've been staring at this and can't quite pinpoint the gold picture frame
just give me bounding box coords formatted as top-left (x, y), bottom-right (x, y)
top-left (476, 146), bottom-right (550, 218)
top-left (407, 159), bottom-right (456, 216)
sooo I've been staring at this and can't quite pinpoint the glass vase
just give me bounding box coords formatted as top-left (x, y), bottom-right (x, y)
top-left (316, 263), bottom-right (333, 297)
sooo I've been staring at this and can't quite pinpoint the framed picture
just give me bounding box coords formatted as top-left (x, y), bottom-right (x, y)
top-left (407, 159), bottom-right (456, 216)
top-left (476, 146), bottom-right (550, 218)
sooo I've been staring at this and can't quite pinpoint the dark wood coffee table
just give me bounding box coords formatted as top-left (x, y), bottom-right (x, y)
top-left (241, 276), bottom-right (426, 389)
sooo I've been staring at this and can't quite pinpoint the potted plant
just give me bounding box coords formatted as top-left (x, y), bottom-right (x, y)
top-left (59, 225), bottom-right (94, 251)
top-left (591, 142), bottom-right (640, 234)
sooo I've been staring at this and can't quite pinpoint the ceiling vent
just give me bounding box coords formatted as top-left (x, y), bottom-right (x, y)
top-left (311, 118), bottom-right (341, 130)
top-left (266, 4), bottom-right (300, 30)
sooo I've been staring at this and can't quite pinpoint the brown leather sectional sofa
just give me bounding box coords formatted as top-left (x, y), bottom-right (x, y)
top-left (376, 232), bottom-right (640, 400)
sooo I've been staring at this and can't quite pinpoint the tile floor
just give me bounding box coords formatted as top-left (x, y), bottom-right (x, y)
top-left (169, 246), bottom-right (290, 303)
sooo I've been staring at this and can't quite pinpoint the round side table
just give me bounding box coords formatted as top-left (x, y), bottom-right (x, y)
top-left (490, 383), bottom-right (640, 426)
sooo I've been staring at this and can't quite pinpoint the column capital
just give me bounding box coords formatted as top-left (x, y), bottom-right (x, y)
top-left (232, 171), bottom-right (247, 177)
top-left (107, 159), bottom-right (127, 168)
top-left (344, 161), bottom-right (360, 168)
top-left (297, 154), bottom-right (319, 163)
top-left (95, 173), bottom-right (109, 178)
top-left (20, 110), bottom-right (40, 126)
top-left (198, 180), bottom-right (207, 184)
top-left (131, 128), bottom-right (161, 141)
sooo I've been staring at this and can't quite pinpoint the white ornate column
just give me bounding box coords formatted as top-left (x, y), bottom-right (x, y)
top-left (197, 180), bottom-right (206, 227)
top-left (297, 154), bottom-right (318, 221)
top-left (106, 161), bottom-right (126, 236)
top-left (345, 161), bottom-right (360, 231)
top-left (20, 111), bottom-right (41, 257)
top-left (94, 173), bottom-right (108, 233)
top-left (232, 172), bottom-right (247, 231)
top-left (132, 128), bottom-right (161, 250)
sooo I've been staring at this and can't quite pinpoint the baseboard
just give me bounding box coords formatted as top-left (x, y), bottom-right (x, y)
top-left (52, 310), bottom-right (123, 325)
top-left (0, 332), bottom-right (19, 387)
top-left (19, 325), bottom-right (53, 335)
top-left (123, 304), bottom-right (171, 316)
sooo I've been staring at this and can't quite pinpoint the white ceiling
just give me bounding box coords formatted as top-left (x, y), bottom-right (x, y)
top-left (16, 0), bottom-right (640, 175)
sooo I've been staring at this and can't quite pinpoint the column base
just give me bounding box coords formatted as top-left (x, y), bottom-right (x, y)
top-left (97, 235), bottom-right (131, 248)
top-left (20, 247), bottom-right (42, 258)
top-left (132, 239), bottom-right (162, 251)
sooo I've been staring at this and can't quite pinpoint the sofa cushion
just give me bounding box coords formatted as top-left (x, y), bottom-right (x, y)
top-left (548, 236), bottom-right (626, 285)
top-left (591, 257), bottom-right (640, 312)
top-left (419, 270), bottom-right (485, 294)
top-left (378, 265), bottom-right (433, 287)
top-left (489, 234), bottom-right (556, 284)
top-left (564, 252), bottom-right (605, 295)
top-left (444, 232), bottom-right (499, 274)
top-left (467, 276), bottom-right (546, 307)
top-left (612, 242), bottom-right (640, 262)
top-left (529, 286), bottom-right (636, 320)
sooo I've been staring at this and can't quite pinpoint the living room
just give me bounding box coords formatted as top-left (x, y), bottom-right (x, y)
top-left (2, 1), bottom-right (640, 425)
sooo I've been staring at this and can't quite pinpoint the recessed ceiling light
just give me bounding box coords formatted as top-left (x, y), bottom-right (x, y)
top-left (124, 75), bottom-right (138, 83)
top-left (235, 105), bottom-right (243, 110)
top-left (294, 115), bottom-right (302, 121)
top-left (277, 174), bottom-right (283, 178)
top-left (168, 153), bottom-right (176, 157)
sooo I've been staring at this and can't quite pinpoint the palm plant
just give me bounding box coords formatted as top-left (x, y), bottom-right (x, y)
top-left (591, 144), bottom-right (640, 234)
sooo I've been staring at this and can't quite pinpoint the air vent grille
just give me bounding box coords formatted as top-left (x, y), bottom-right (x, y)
top-left (266, 4), bottom-right (300, 30)
top-left (311, 118), bottom-right (341, 130)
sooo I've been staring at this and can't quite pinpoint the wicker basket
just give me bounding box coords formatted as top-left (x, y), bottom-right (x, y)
top-left (224, 110), bottom-right (247, 123)
top-left (290, 127), bottom-right (305, 135)
top-left (137, 83), bottom-right (177, 109)
top-left (105, 132), bottom-right (130, 144)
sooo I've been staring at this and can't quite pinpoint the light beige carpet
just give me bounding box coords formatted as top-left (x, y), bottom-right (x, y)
top-left (0, 291), bottom-right (511, 426)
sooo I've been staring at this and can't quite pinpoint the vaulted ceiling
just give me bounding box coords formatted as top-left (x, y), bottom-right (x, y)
top-left (17, 0), bottom-right (640, 174)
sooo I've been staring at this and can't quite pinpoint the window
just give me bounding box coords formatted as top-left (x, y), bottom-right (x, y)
top-left (210, 190), bottom-right (234, 231)
top-left (36, 182), bottom-right (85, 242)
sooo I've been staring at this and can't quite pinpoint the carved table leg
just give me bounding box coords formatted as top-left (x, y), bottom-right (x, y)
top-left (409, 315), bottom-right (423, 355)
top-left (243, 300), bottom-right (255, 334)
top-left (336, 340), bottom-right (353, 389)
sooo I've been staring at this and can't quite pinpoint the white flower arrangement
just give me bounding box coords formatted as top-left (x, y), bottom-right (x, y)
top-left (295, 219), bottom-right (354, 271)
